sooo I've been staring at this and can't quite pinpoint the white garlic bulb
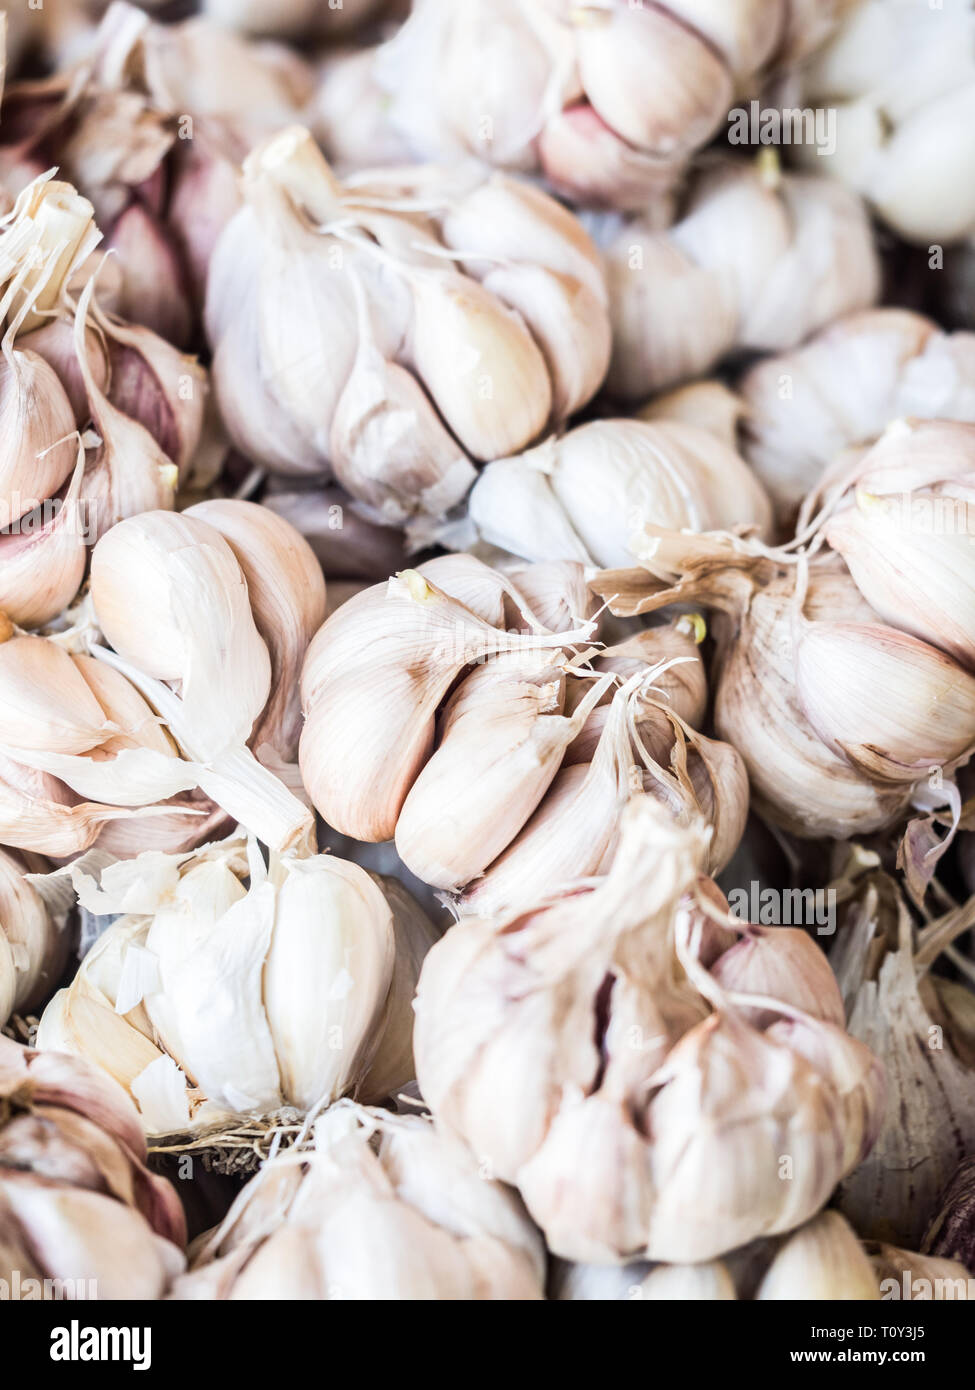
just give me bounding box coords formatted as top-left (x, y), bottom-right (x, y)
top-left (598, 156), bottom-right (879, 401)
top-left (171, 1103), bottom-right (546, 1300)
top-left (468, 418), bottom-right (772, 568)
top-left (0, 1036), bottom-right (187, 1299)
top-left (795, 0), bottom-right (975, 243)
top-left (206, 128), bottom-right (609, 521)
top-left (415, 797), bottom-right (884, 1264)
top-left (739, 309), bottom-right (975, 515)
top-left (37, 834), bottom-right (396, 1137)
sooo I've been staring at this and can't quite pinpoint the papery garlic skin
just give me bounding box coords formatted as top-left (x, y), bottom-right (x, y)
top-left (172, 1103), bottom-right (546, 1300)
top-left (599, 158), bottom-right (879, 401)
top-left (416, 797), bottom-right (883, 1263)
top-left (0, 1035), bottom-right (186, 1299)
top-left (206, 127), bottom-right (609, 519)
top-left (37, 836), bottom-right (397, 1136)
top-left (468, 418), bottom-right (772, 568)
top-left (739, 310), bottom-right (975, 515)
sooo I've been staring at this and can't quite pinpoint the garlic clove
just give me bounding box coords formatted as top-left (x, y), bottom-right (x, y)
top-left (756, 1212), bottom-right (881, 1300)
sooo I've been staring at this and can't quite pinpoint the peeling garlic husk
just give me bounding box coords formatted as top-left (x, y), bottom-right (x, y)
top-left (739, 309), bottom-right (975, 517)
top-left (830, 873), bottom-right (975, 1250)
top-left (171, 1102), bottom-right (546, 1300)
top-left (206, 126), bottom-right (609, 519)
top-left (415, 796), bottom-right (884, 1263)
top-left (597, 156), bottom-right (879, 401)
top-left (36, 833), bottom-right (397, 1136)
top-left (0, 1034), bottom-right (187, 1299)
top-left (467, 418), bottom-right (772, 569)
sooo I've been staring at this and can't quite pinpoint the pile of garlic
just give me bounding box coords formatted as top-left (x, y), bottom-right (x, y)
top-left (0, 1034), bottom-right (186, 1298)
top-left (3, 0), bottom-right (975, 1310)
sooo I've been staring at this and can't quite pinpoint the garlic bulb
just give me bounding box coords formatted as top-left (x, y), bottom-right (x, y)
top-left (89, 510), bottom-right (314, 851)
top-left (924, 1159), bottom-right (975, 1272)
top-left (172, 1103), bottom-right (546, 1300)
top-left (0, 847), bottom-right (72, 1026)
top-left (795, 0), bottom-right (975, 243)
top-left (310, 46), bottom-right (414, 172)
top-left (376, 0), bottom-right (846, 211)
top-left (299, 561), bottom-right (594, 842)
top-left (415, 796), bottom-right (884, 1263)
top-left (822, 419), bottom-right (975, 671)
top-left (739, 309), bottom-right (975, 515)
top-left (37, 834), bottom-right (396, 1137)
top-left (592, 539), bottom-right (974, 842)
top-left (598, 156), bottom-right (879, 401)
top-left (206, 127), bottom-right (609, 520)
top-left (468, 418), bottom-right (772, 568)
top-left (0, 1035), bottom-right (186, 1299)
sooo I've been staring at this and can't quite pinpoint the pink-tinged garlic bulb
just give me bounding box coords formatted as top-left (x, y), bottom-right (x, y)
top-left (171, 1103), bottom-right (546, 1300)
top-left (794, 0), bottom-right (975, 243)
top-left (591, 539), bottom-right (975, 842)
top-left (598, 156), bottom-right (879, 402)
top-left (0, 4), bottom-right (315, 334)
top-left (206, 127), bottom-right (609, 521)
top-left (467, 418), bottom-right (772, 568)
top-left (373, 0), bottom-right (847, 211)
top-left (0, 1035), bottom-right (186, 1299)
top-left (739, 310), bottom-right (975, 516)
top-left (415, 797), bottom-right (884, 1263)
